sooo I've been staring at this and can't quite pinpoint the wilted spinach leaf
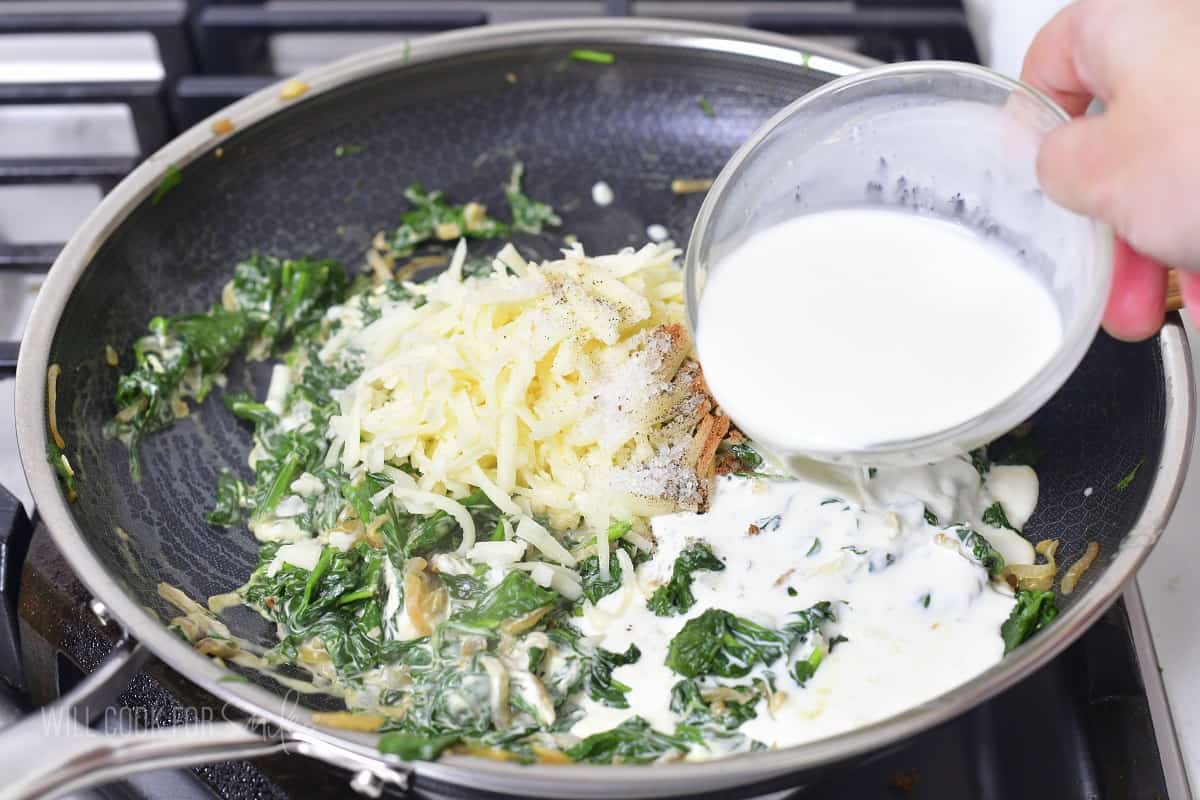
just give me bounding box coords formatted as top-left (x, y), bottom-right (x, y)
top-left (377, 731), bottom-right (461, 761)
top-left (665, 609), bottom-right (788, 679)
top-left (207, 470), bottom-right (250, 526)
top-left (565, 717), bottom-right (691, 764)
top-left (954, 526), bottom-right (1006, 578)
top-left (1001, 589), bottom-right (1058, 653)
top-left (982, 501), bottom-right (1018, 532)
top-left (647, 542), bottom-right (724, 617)
top-left (450, 571), bottom-right (557, 632)
top-left (548, 621), bottom-right (641, 708)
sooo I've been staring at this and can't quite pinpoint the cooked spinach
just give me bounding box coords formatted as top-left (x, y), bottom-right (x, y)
top-left (576, 538), bottom-right (647, 604)
top-left (780, 601), bottom-right (836, 644)
top-left (380, 652), bottom-right (500, 739)
top-left (449, 571), bottom-right (557, 632)
top-left (576, 553), bottom-right (624, 604)
top-left (1117, 459), bottom-right (1145, 492)
top-left (505, 162), bottom-right (561, 234)
top-left (390, 167), bottom-right (560, 256)
top-left (663, 603), bottom-right (837, 681)
top-left (982, 501), bottom-right (1018, 532)
top-left (669, 678), bottom-right (759, 731)
top-left (548, 621), bottom-right (641, 709)
top-left (245, 542), bottom-right (388, 676)
top-left (565, 717), bottom-right (691, 764)
top-left (924, 507), bottom-right (938, 526)
top-left (782, 604), bottom-right (837, 687)
top-left (391, 183), bottom-right (506, 254)
top-left (47, 441), bottom-right (78, 502)
top-left (954, 526), bottom-right (1005, 578)
top-left (106, 253), bottom-right (348, 475)
top-left (647, 541), bottom-right (725, 617)
top-left (377, 731), bottom-right (460, 761)
top-left (1001, 589), bottom-right (1058, 653)
top-left (231, 254), bottom-right (348, 354)
top-left (440, 570), bottom-right (487, 602)
top-left (223, 392), bottom-right (278, 428)
top-left (568, 49), bottom-right (615, 65)
top-left (789, 647), bottom-right (825, 688)
top-left (207, 470), bottom-right (250, 526)
top-left (665, 609), bottom-right (788, 679)
top-left (152, 164), bottom-right (182, 205)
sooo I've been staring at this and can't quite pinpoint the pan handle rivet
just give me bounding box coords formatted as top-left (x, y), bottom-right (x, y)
top-left (349, 769), bottom-right (384, 798)
top-left (88, 598), bottom-right (112, 626)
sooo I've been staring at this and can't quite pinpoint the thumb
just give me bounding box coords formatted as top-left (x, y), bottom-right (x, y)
top-left (1036, 113), bottom-right (1119, 221)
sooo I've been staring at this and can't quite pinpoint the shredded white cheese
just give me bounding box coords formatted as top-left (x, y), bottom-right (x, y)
top-left (265, 363), bottom-right (291, 415)
top-left (325, 242), bottom-right (690, 539)
top-left (515, 516), bottom-right (577, 567)
top-left (468, 540), bottom-right (528, 566)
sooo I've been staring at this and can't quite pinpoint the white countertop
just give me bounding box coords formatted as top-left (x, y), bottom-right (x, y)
top-left (1139, 318), bottom-right (1200, 791)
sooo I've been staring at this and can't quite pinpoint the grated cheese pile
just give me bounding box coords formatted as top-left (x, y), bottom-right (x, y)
top-left (323, 240), bottom-right (717, 573)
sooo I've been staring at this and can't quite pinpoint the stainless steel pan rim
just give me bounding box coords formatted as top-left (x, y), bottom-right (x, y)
top-left (12, 17), bottom-right (1195, 798)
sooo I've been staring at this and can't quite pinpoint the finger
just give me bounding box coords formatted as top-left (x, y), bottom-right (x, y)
top-left (1103, 238), bottom-right (1166, 341)
top-left (1036, 114), bottom-right (1118, 219)
top-left (1020, 1), bottom-right (1097, 117)
top-left (1176, 271), bottom-right (1200, 329)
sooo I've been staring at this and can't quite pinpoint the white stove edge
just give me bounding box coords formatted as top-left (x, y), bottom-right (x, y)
top-left (1128, 581), bottom-right (1193, 799)
top-left (1138, 317), bottom-right (1200, 793)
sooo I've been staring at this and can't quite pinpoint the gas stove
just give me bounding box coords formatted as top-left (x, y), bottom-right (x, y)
top-left (0, 2), bottom-right (1191, 798)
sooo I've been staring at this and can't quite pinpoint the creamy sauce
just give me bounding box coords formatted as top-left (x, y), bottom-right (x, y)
top-left (571, 458), bottom-right (1036, 753)
top-left (697, 209), bottom-right (1062, 452)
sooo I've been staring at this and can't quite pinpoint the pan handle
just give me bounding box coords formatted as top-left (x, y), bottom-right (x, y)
top-left (0, 634), bottom-right (410, 800)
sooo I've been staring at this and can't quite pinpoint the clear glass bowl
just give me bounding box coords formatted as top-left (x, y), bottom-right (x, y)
top-left (685, 61), bottom-right (1113, 467)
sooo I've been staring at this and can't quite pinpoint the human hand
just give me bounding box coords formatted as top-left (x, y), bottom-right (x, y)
top-left (1021, 0), bottom-right (1200, 340)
